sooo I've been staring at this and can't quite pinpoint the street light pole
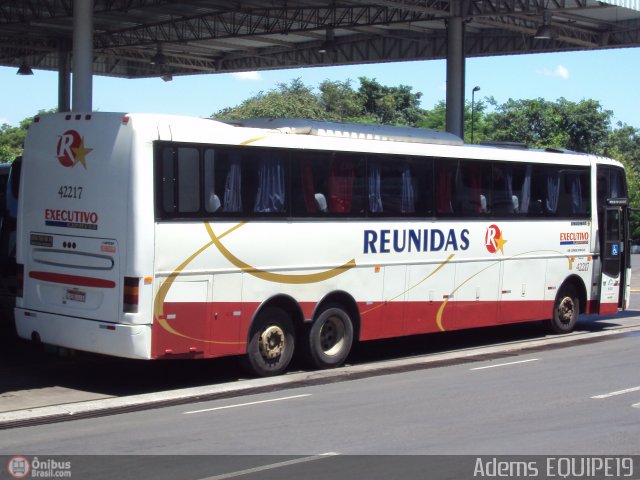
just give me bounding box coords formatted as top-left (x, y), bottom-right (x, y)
top-left (471, 85), bottom-right (480, 143)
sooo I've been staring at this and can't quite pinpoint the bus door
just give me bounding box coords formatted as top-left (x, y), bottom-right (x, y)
top-left (598, 203), bottom-right (630, 313)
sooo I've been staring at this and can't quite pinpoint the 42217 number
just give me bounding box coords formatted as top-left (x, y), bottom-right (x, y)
top-left (58, 186), bottom-right (83, 199)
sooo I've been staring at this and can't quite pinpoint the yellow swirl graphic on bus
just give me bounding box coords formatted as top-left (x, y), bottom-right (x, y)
top-left (436, 249), bottom-right (578, 331)
top-left (361, 254), bottom-right (455, 316)
top-left (153, 238), bottom-right (243, 344)
top-left (154, 222), bottom-right (357, 343)
top-left (205, 223), bottom-right (357, 284)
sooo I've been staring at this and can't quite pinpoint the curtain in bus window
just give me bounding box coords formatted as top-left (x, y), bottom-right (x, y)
top-left (546, 169), bottom-right (560, 214)
top-left (300, 159), bottom-right (317, 213)
top-left (368, 160), bottom-right (383, 213)
top-left (505, 168), bottom-right (514, 212)
top-left (329, 158), bottom-right (355, 213)
top-left (254, 156), bottom-right (286, 213)
top-left (570, 175), bottom-right (584, 214)
top-left (401, 163), bottom-right (415, 213)
top-left (436, 163), bottom-right (453, 214)
top-left (223, 154), bottom-right (242, 213)
top-left (610, 169), bottom-right (625, 198)
top-left (520, 165), bottom-right (532, 214)
top-left (458, 163), bottom-right (482, 214)
top-left (493, 166), bottom-right (515, 214)
top-left (203, 150), bottom-right (221, 213)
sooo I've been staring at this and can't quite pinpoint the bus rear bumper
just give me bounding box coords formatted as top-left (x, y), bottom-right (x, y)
top-left (14, 308), bottom-right (152, 359)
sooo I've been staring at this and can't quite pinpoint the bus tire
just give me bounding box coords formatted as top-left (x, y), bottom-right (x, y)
top-left (244, 307), bottom-right (295, 377)
top-left (548, 285), bottom-right (579, 334)
top-left (306, 305), bottom-right (354, 369)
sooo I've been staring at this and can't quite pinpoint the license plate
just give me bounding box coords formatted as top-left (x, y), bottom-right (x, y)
top-left (65, 288), bottom-right (86, 303)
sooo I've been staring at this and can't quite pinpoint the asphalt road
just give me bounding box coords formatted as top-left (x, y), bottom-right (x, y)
top-left (2, 328), bottom-right (640, 455)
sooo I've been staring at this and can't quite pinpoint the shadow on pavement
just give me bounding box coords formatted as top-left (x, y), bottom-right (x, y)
top-left (1, 310), bottom-right (636, 402)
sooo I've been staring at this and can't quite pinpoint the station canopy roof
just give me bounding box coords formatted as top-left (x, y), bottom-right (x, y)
top-left (2, 1), bottom-right (640, 79)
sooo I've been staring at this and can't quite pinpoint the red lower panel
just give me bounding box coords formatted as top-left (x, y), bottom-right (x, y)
top-left (152, 301), bottom-right (257, 359)
top-left (598, 303), bottom-right (619, 315)
top-left (151, 299), bottom-right (557, 359)
top-left (359, 299), bottom-right (553, 340)
top-left (498, 300), bottom-right (550, 325)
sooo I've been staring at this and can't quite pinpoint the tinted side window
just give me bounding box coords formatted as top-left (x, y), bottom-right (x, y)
top-left (160, 147), bottom-right (176, 215)
top-left (156, 142), bottom-right (592, 221)
top-left (436, 159), bottom-right (491, 217)
top-left (177, 147), bottom-right (200, 214)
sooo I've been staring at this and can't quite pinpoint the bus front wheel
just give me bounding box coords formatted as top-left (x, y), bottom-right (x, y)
top-left (306, 305), bottom-right (354, 369)
top-left (549, 285), bottom-right (579, 334)
top-left (244, 307), bottom-right (295, 377)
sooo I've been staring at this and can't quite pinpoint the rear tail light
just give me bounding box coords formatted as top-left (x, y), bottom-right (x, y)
top-left (16, 264), bottom-right (24, 298)
top-left (123, 276), bottom-right (139, 313)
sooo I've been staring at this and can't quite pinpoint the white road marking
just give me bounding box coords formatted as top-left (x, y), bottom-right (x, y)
top-left (183, 394), bottom-right (311, 415)
top-left (198, 452), bottom-right (340, 480)
top-left (470, 358), bottom-right (540, 371)
top-left (591, 386), bottom-right (640, 399)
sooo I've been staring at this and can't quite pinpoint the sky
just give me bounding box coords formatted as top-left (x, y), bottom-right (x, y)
top-left (1, 47), bottom-right (639, 129)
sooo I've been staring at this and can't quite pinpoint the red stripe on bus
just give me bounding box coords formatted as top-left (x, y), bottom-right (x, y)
top-left (598, 303), bottom-right (619, 315)
top-left (29, 271), bottom-right (116, 288)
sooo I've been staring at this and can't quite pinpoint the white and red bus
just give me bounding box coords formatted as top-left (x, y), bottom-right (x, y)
top-left (15, 113), bottom-right (631, 376)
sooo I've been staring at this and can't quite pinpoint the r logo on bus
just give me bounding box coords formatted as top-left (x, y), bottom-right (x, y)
top-left (57, 129), bottom-right (92, 169)
top-left (485, 224), bottom-right (507, 254)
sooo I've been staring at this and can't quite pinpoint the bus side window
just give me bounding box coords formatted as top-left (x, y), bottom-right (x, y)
top-left (491, 164), bottom-right (517, 216)
top-left (451, 160), bottom-right (490, 217)
top-left (560, 170), bottom-right (589, 216)
top-left (292, 153), bottom-right (335, 216)
top-left (221, 152), bottom-right (243, 213)
top-left (372, 158), bottom-right (416, 215)
top-left (435, 160), bottom-right (454, 215)
top-left (410, 157), bottom-right (433, 217)
top-left (203, 149), bottom-right (221, 213)
top-left (327, 154), bottom-right (365, 215)
top-left (610, 168), bottom-right (627, 198)
top-left (253, 153), bottom-right (287, 214)
top-left (160, 147), bottom-right (176, 214)
top-left (177, 147), bottom-right (200, 214)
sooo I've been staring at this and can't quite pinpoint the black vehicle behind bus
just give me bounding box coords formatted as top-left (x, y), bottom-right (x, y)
top-left (0, 157), bottom-right (21, 327)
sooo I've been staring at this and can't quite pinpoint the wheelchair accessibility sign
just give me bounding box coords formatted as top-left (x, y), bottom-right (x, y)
top-left (611, 243), bottom-right (619, 256)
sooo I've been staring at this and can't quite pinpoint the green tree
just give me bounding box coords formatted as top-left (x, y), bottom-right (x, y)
top-left (418, 100), bottom-right (447, 131)
top-left (484, 97), bottom-right (612, 153)
top-left (213, 76), bottom-right (428, 126)
top-left (0, 122), bottom-right (27, 163)
top-left (417, 98), bottom-right (488, 143)
top-left (318, 79), bottom-right (363, 122)
top-left (214, 78), bottom-right (327, 120)
top-left (0, 109), bottom-right (56, 163)
top-left (356, 77), bottom-right (426, 126)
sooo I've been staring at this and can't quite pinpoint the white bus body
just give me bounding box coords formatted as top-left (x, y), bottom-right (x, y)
top-left (15, 113), bottom-right (630, 376)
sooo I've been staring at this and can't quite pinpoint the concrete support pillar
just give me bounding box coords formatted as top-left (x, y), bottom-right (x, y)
top-left (445, 15), bottom-right (465, 139)
top-left (58, 44), bottom-right (71, 112)
top-left (72, 0), bottom-right (94, 112)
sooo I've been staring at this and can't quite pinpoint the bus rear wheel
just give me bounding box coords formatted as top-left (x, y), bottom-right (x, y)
top-left (306, 305), bottom-right (354, 369)
top-left (244, 307), bottom-right (295, 377)
top-left (549, 285), bottom-right (579, 334)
